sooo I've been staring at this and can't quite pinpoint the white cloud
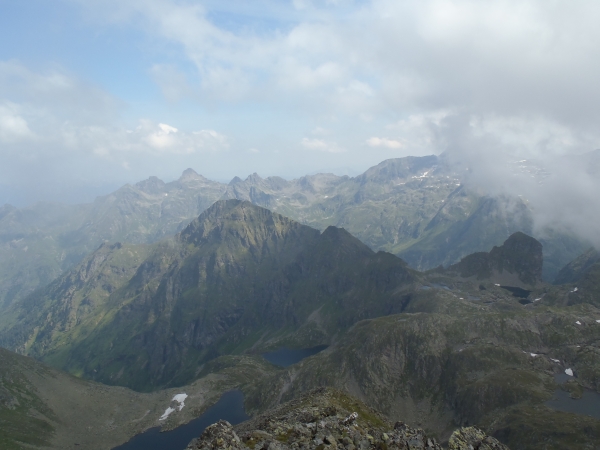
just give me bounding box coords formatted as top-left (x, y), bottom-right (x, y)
top-left (66, 120), bottom-right (229, 157)
top-left (301, 137), bottom-right (345, 153)
top-left (366, 137), bottom-right (403, 149)
top-left (5, 0), bottom-right (600, 228)
top-left (0, 103), bottom-right (33, 142)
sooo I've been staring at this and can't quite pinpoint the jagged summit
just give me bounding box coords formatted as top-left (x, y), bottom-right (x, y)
top-left (179, 168), bottom-right (207, 182)
top-left (357, 155), bottom-right (439, 184)
top-left (187, 388), bottom-right (508, 450)
top-left (178, 199), bottom-right (317, 248)
top-left (135, 175), bottom-right (166, 194)
top-left (245, 172), bottom-right (263, 183)
top-left (554, 247), bottom-right (600, 284)
top-left (447, 231), bottom-right (543, 287)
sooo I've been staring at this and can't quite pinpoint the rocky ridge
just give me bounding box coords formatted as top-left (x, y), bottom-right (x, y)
top-left (0, 155), bottom-right (588, 312)
top-left (445, 232), bottom-right (543, 287)
top-left (187, 389), bottom-right (508, 450)
top-left (0, 200), bottom-right (420, 391)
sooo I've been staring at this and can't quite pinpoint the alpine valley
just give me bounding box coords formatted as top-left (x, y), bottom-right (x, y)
top-left (1, 156), bottom-right (599, 450)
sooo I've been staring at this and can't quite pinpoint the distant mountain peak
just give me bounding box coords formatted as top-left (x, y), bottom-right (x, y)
top-left (358, 155), bottom-right (439, 184)
top-left (179, 168), bottom-right (206, 182)
top-left (448, 231), bottom-right (543, 287)
top-left (245, 173), bottom-right (263, 183)
top-left (178, 199), bottom-right (313, 248)
top-left (135, 176), bottom-right (166, 194)
top-left (554, 247), bottom-right (600, 284)
top-left (229, 176), bottom-right (243, 185)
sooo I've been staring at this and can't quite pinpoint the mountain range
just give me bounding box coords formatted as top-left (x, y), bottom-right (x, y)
top-left (1, 198), bottom-right (599, 449)
top-left (0, 155), bottom-right (589, 312)
top-left (1, 156), bottom-right (599, 450)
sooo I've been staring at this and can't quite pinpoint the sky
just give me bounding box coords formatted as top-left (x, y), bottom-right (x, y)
top-left (1, 0), bottom-right (600, 221)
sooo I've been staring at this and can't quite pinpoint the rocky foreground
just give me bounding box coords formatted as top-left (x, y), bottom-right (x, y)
top-left (187, 388), bottom-right (508, 450)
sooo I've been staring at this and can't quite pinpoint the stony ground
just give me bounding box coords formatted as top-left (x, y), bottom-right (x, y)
top-left (187, 388), bottom-right (508, 450)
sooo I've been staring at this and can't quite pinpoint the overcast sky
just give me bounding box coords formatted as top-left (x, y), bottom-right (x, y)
top-left (1, 0), bottom-right (600, 210)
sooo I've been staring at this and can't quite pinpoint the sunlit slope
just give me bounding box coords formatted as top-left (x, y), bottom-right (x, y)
top-left (1, 200), bottom-right (419, 391)
top-left (220, 156), bottom-right (586, 281)
top-left (0, 346), bottom-right (274, 450)
top-left (244, 283), bottom-right (600, 449)
top-left (0, 156), bottom-right (587, 313)
top-left (0, 170), bottom-right (226, 310)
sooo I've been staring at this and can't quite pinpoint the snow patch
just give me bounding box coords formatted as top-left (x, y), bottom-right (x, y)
top-left (494, 283), bottom-right (500, 286)
top-left (533, 298), bottom-right (541, 302)
top-left (172, 393), bottom-right (188, 403)
top-left (159, 393), bottom-right (188, 420)
top-left (575, 321), bottom-right (582, 325)
top-left (550, 358), bottom-right (560, 363)
top-left (172, 393), bottom-right (188, 411)
top-left (571, 287), bottom-right (578, 293)
top-left (529, 353), bottom-right (538, 357)
top-left (159, 407), bottom-right (175, 421)
top-left (596, 320), bottom-right (600, 323)
top-left (565, 368), bottom-right (574, 377)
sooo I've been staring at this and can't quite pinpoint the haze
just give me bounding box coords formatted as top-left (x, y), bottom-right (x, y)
top-left (1, 0), bottom-right (599, 245)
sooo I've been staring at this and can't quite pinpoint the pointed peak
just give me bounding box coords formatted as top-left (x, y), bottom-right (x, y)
top-left (179, 168), bottom-right (205, 182)
top-left (318, 226), bottom-right (374, 256)
top-left (135, 176), bottom-right (166, 194)
top-left (229, 176), bottom-right (243, 185)
top-left (449, 232), bottom-right (543, 287)
top-left (245, 172), bottom-right (263, 183)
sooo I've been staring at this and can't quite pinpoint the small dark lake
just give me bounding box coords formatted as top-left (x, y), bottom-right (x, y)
top-left (500, 285), bottom-right (531, 299)
top-left (545, 374), bottom-right (600, 419)
top-left (262, 345), bottom-right (328, 367)
top-left (112, 390), bottom-right (249, 450)
top-left (545, 389), bottom-right (600, 419)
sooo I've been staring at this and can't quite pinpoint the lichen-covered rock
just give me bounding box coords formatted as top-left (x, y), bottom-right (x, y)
top-left (188, 388), bottom-right (448, 450)
top-left (448, 426), bottom-right (509, 450)
top-left (187, 420), bottom-right (245, 450)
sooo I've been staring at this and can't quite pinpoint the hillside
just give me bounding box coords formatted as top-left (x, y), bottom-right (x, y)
top-left (0, 156), bottom-right (588, 313)
top-left (187, 388), bottom-right (509, 450)
top-left (2, 203), bottom-right (599, 449)
top-left (0, 170), bottom-right (226, 310)
top-left (0, 346), bottom-right (273, 450)
top-left (1, 200), bottom-right (419, 391)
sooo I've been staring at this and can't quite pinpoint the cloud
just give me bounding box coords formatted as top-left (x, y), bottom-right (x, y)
top-left (0, 60), bottom-right (231, 205)
top-left (66, 120), bottom-right (229, 157)
top-left (68, 1), bottom-right (600, 143)
top-left (5, 0), bottom-right (600, 247)
top-left (0, 60), bottom-right (120, 124)
top-left (0, 103), bottom-right (33, 142)
top-left (366, 137), bottom-right (402, 149)
top-left (301, 137), bottom-right (345, 153)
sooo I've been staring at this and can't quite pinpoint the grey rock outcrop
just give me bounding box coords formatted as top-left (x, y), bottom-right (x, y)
top-left (187, 389), bottom-right (506, 450)
top-left (447, 232), bottom-right (543, 287)
top-left (448, 427), bottom-right (509, 450)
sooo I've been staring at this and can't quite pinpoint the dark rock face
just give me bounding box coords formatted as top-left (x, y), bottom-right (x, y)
top-left (447, 232), bottom-right (543, 287)
top-left (448, 427), bottom-right (509, 450)
top-left (2, 200), bottom-right (419, 391)
top-left (554, 248), bottom-right (600, 284)
top-left (187, 389), bottom-right (506, 450)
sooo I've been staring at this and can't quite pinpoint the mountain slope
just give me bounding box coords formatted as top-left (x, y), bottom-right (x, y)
top-left (0, 156), bottom-right (588, 314)
top-left (0, 169), bottom-right (226, 311)
top-left (445, 232), bottom-right (543, 287)
top-left (243, 282), bottom-right (600, 449)
top-left (0, 346), bottom-right (274, 450)
top-left (554, 247), bottom-right (600, 284)
top-left (218, 157), bottom-right (584, 282)
top-left (1, 200), bottom-right (419, 391)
